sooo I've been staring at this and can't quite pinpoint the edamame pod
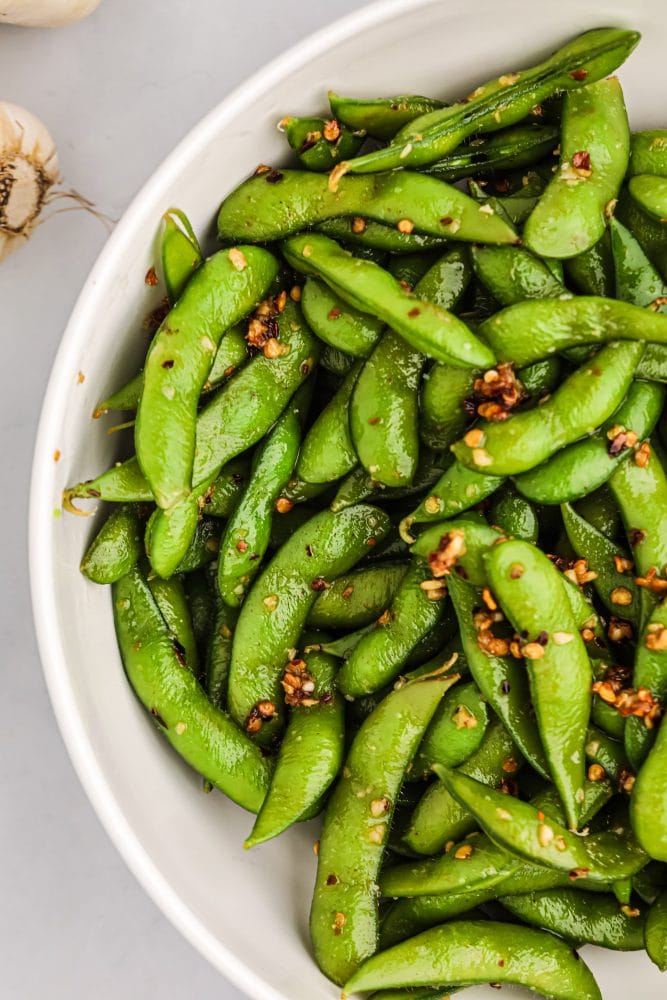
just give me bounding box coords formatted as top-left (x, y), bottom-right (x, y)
top-left (629, 175), bottom-right (667, 222)
top-left (147, 573), bottom-right (199, 679)
top-left (328, 92), bottom-right (445, 140)
top-left (407, 462), bottom-right (505, 525)
top-left (337, 27), bottom-right (638, 176)
top-left (80, 505), bottom-right (142, 584)
top-left (564, 230), bottom-right (615, 298)
top-left (205, 596), bottom-right (237, 708)
top-left (632, 719), bottom-right (667, 862)
top-left (471, 244), bottom-right (566, 305)
top-left (645, 889), bottom-right (667, 970)
top-left (485, 539), bottom-right (591, 827)
top-left (481, 296), bottom-right (667, 367)
top-left (452, 341), bottom-right (643, 476)
top-left (306, 563), bottom-right (408, 630)
top-left (245, 648), bottom-right (344, 846)
top-left (301, 277), bottom-right (383, 357)
top-left (425, 124), bottom-right (559, 182)
top-left (448, 573), bottom-right (549, 779)
top-left (616, 188), bottom-right (667, 283)
top-left (227, 505), bottom-right (389, 744)
top-left (309, 672), bottom-right (456, 986)
top-left (113, 567), bottom-right (271, 812)
top-left (501, 888), bottom-right (646, 950)
top-left (514, 380), bottom-right (666, 503)
top-left (410, 681), bottom-right (488, 779)
top-left (344, 920), bottom-right (602, 999)
top-left (562, 502), bottom-right (640, 624)
top-left (524, 78), bottom-right (630, 258)
top-left (609, 445), bottom-right (667, 578)
top-left (136, 246), bottom-right (279, 509)
top-left (317, 217), bottom-right (447, 254)
top-left (283, 234), bottom-right (495, 368)
top-left (283, 115), bottom-right (364, 171)
top-left (490, 483), bottom-right (539, 542)
top-left (437, 765), bottom-right (647, 881)
top-left (217, 170), bottom-right (518, 245)
top-left (629, 131), bottom-right (667, 178)
top-left (217, 403), bottom-right (302, 607)
top-left (160, 208), bottom-right (202, 303)
top-left (337, 561), bottom-right (447, 697)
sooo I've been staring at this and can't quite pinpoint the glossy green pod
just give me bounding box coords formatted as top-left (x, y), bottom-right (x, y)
top-left (309, 672), bottom-right (455, 986)
top-left (625, 598), bottom-right (667, 768)
top-left (245, 648), bottom-right (344, 846)
top-left (425, 124), bottom-right (559, 181)
top-left (298, 361), bottom-right (361, 485)
top-left (306, 563), bottom-right (408, 630)
top-left (328, 91), bottom-right (445, 140)
top-left (113, 567), bottom-right (272, 812)
top-left (501, 888), bottom-right (646, 950)
top-left (631, 714), bottom-right (667, 862)
top-left (217, 170), bottom-right (518, 245)
top-left (300, 277), bottom-right (383, 357)
top-left (80, 505), bottom-right (142, 584)
top-left (147, 573), bottom-right (199, 679)
top-left (645, 889), bottom-right (667, 970)
top-left (344, 920), bottom-right (602, 999)
top-left (629, 130), bottom-right (667, 177)
top-left (227, 505), bottom-right (389, 744)
top-left (410, 680), bottom-right (488, 779)
top-left (283, 115), bottom-right (364, 171)
top-left (136, 246), bottom-right (279, 509)
top-left (524, 78), bottom-right (630, 258)
top-left (629, 174), bottom-right (667, 221)
top-left (317, 217), bottom-right (447, 254)
top-left (160, 207), bottom-right (202, 303)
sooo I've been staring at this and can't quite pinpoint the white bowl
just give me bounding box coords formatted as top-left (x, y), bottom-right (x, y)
top-left (30, 1), bottom-right (667, 997)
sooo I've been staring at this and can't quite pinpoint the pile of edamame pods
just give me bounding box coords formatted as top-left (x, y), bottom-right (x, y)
top-left (66, 25), bottom-right (667, 998)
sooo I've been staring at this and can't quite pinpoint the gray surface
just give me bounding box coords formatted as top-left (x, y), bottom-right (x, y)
top-left (0, 2), bottom-right (360, 996)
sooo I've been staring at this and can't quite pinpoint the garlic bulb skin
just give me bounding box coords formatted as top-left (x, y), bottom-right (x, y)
top-left (0, 103), bottom-right (59, 262)
top-left (0, 0), bottom-right (101, 27)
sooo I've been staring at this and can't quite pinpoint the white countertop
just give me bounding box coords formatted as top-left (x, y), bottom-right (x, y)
top-left (0, 2), bottom-right (360, 996)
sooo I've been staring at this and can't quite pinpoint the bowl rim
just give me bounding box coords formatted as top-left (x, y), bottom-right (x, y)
top-left (28, 1), bottom-right (431, 996)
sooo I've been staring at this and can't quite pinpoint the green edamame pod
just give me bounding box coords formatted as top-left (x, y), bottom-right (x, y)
top-left (585, 726), bottom-right (631, 785)
top-left (425, 124), bottom-right (559, 182)
top-left (301, 278), bottom-right (383, 357)
top-left (283, 115), bottom-right (364, 171)
top-left (217, 403), bottom-right (303, 607)
top-left (227, 505), bottom-right (389, 743)
top-left (574, 484), bottom-right (621, 540)
top-left (136, 246), bottom-right (279, 509)
top-left (490, 483), bottom-right (539, 542)
top-left (407, 462), bottom-right (504, 525)
top-left (524, 78), bottom-right (629, 258)
top-left (80, 505), bottom-right (142, 584)
top-left (501, 888), bottom-right (646, 950)
top-left (245, 648), bottom-right (344, 847)
top-left (203, 457), bottom-right (249, 517)
top-left (218, 170), bottom-right (518, 246)
top-left (610, 216), bottom-right (667, 309)
top-left (629, 131), bottom-right (667, 178)
top-left (147, 573), bottom-right (199, 679)
top-left (561, 502), bottom-right (639, 623)
top-left (632, 718), bottom-right (667, 862)
top-left (145, 302), bottom-right (318, 578)
top-left (616, 187), bottom-right (667, 282)
top-left (452, 341), bottom-right (643, 476)
top-left (160, 208), bottom-right (202, 303)
top-left (298, 361), bottom-right (361, 485)
top-left (184, 569), bottom-right (214, 661)
top-left (481, 296), bottom-right (667, 367)
top-left (629, 175), bottom-right (667, 222)
top-left (338, 27), bottom-right (638, 176)
top-left (410, 681), bottom-right (488, 779)
top-left (645, 889), bottom-right (667, 970)
top-left (94, 371), bottom-right (144, 416)
top-left (344, 920), bottom-right (602, 999)
top-left (328, 92), bottom-right (445, 141)
top-left (410, 517), bottom-right (501, 587)
top-left (610, 445), bottom-right (667, 578)
top-left (419, 364), bottom-right (473, 451)
top-left (317, 217), bottom-right (447, 254)
top-left (403, 719), bottom-right (522, 855)
top-left (485, 539), bottom-right (591, 827)
top-left (204, 324), bottom-right (249, 389)
top-left (337, 561), bottom-right (447, 698)
top-left (172, 518), bottom-right (219, 574)
top-left (514, 380), bottom-right (666, 503)
top-left (113, 567), bottom-right (271, 812)
top-left (448, 574), bottom-right (549, 779)
top-left (437, 765), bottom-right (647, 881)
top-left (283, 234), bottom-right (495, 368)
top-left (205, 597), bottom-right (237, 708)
top-left (309, 672), bottom-right (456, 986)
top-left (471, 244), bottom-right (566, 304)
top-left (564, 230), bottom-right (615, 298)
top-left (625, 598), bottom-right (667, 769)
top-left (306, 563), bottom-right (408, 630)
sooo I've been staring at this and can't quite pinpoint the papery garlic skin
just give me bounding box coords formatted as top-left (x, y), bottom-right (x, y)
top-left (0, 0), bottom-right (101, 27)
top-left (0, 102), bottom-right (59, 262)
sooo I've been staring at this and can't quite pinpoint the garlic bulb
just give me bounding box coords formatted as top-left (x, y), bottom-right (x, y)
top-left (0, 0), bottom-right (101, 27)
top-left (0, 102), bottom-right (59, 262)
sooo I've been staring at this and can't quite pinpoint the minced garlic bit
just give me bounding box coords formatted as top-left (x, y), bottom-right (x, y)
top-left (419, 578), bottom-right (447, 601)
top-left (370, 798), bottom-right (390, 818)
top-left (332, 912), bottom-right (346, 935)
top-left (322, 119), bottom-right (341, 142)
top-left (245, 700), bottom-right (276, 733)
top-left (262, 337), bottom-right (290, 359)
top-left (608, 617), bottom-right (633, 643)
top-left (228, 247), bottom-right (248, 271)
top-left (522, 642), bottom-right (545, 660)
top-left (610, 586), bottom-right (633, 606)
top-left (613, 554), bottom-right (634, 574)
top-left (552, 631), bottom-right (574, 645)
top-left (454, 843), bottom-right (474, 860)
top-left (428, 529), bottom-right (466, 578)
top-left (472, 447), bottom-right (493, 466)
top-left (351, 216), bottom-right (366, 234)
top-left (397, 218), bottom-right (414, 234)
top-left (498, 72), bottom-right (520, 86)
top-left (262, 594), bottom-right (279, 611)
top-left (592, 673), bottom-right (662, 729)
top-left (424, 495), bottom-right (441, 515)
top-left (275, 497), bottom-right (294, 514)
top-left (463, 427), bottom-right (485, 448)
top-left (482, 587), bottom-right (497, 611)
top-left (636, 567), bottom-right (667, 594)
top-left (607, 424), bottom-right (638, 457)
top-left (561, 557), bottom-right (598, 587)
top-left (453, 705), bottom-right (477, 730)
top-left (634, 441), bottom-right (651, 467)
top-left (282, 658), bottom-right (319, 707)
top-left (587, 763), bottom-right (606, 782)
top-left (646, 623), bottom-right (667, 651)
top-left (368, 824), bottom-right (386, 845)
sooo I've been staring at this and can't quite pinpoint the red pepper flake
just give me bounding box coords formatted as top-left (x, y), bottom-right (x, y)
top-left (145, 266), bottom-right (159, 286)
top-left (572, 151), bottom-right (591, 171)
top-left (172, 639), bottom-right (187, 668)
top-left (310, 577), bottom-right (329, 592)
top-left (265, 169), bottom-right (284, 184)
top-left (328, 308), bottom-right (341, 320)
top-left (236, 539), bottom-right (249, 553)
top-left (407, 307), bottom-right (420, 317)
top-left (629, 528), bottom-right (646, 546)
top-left (570, 68), bottom-right (588, 80)
top-left (440, 216), bottom-right (453, 225)
top-left (368, 416), bottom-right (380, 425)
top-left (161, 359), bottom-right (174, 369)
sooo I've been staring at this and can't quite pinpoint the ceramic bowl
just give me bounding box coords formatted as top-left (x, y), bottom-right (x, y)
top-left (30, 0), bottom-right (667, 996)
